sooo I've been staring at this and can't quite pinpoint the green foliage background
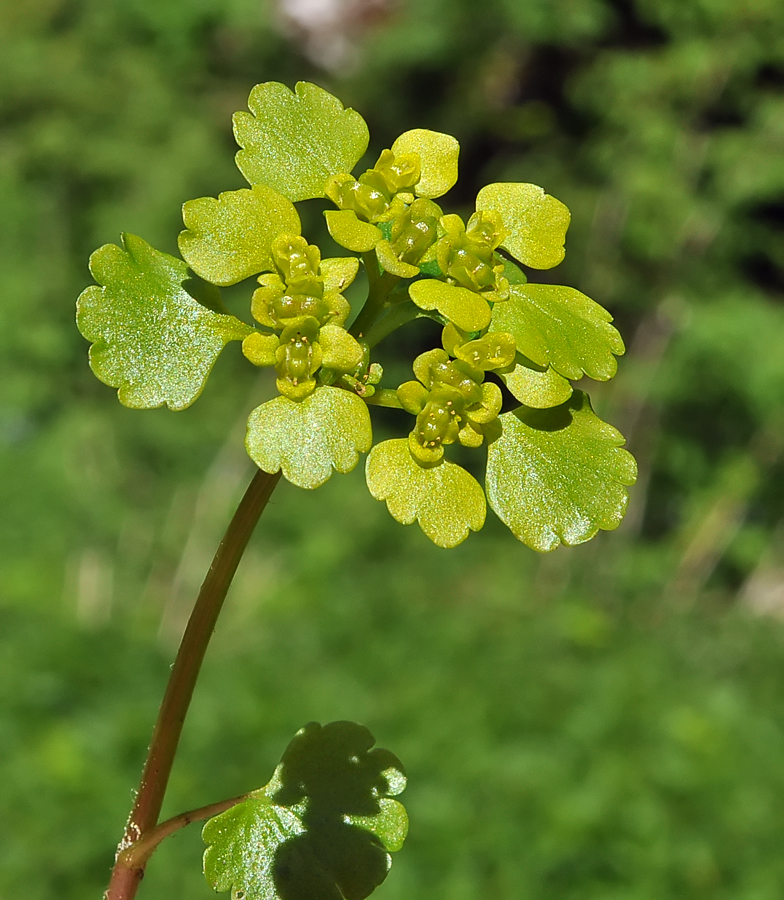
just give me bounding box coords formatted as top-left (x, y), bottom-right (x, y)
top-left (3, 0), bottom-right (784, 896)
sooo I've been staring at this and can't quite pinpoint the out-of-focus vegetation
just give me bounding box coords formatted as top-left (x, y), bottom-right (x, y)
top-left (2, 0), bottom-right (784, 896)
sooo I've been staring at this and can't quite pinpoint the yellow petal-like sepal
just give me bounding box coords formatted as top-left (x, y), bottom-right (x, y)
top-left (324, 210), bottom-right (383, 253)
top-left (409, 280), bottom-right (492, 332)
top-left (242, 332), bottom-right (279, 367)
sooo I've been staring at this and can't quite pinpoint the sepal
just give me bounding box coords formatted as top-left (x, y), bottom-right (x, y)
top-left (409, 280), bottom-right (492, 332)
top-left (325, 210), bottom-right (383, 252)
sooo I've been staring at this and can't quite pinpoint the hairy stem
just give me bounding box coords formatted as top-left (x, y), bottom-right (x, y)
top-left (105, 468), bottom-right (281, 900)
top-left (119, 792), bottom-right (251, 870)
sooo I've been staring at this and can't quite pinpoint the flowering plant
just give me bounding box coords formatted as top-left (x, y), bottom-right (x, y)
top-left (77, 81), bottom-right (636, 900)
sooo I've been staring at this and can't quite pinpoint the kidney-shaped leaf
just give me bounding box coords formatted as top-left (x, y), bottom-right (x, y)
top-left (366, 439), bottom-right (486, 548)
top-left (234, 81), bottom-right (370, 202)
top-left (76, 234), bottom-right (251, 411)
top-left (486, 391), bottom-right (637, 551)
top-left (476, 182), bottom-right (570, 269)
top-left (246, 386), bottom-right (372, 489)
top-left (179, 185), bottom-right (301, 287)
top-left (492, 284), bottom-right (625, 382)
top-left (204, 721), bottom-right (408, 900)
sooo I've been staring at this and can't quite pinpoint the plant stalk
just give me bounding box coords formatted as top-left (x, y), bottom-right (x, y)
top-left (104, 468), bottom-right (281, 900)
top-left (350, 253), bottom-right (399, 339)
top-left (365, 388), bottom-right (405, 410)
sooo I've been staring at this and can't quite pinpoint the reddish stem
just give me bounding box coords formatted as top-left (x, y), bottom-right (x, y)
top-left (104, 469), bottom-right (281, 900)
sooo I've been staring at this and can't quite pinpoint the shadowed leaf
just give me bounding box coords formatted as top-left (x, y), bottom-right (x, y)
top-left (203, 722), bottom-right (407, 900)
top-left (500, 354), bottom-right (573, 408)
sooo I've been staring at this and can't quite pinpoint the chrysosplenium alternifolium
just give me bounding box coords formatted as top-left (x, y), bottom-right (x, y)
top-left (77, 81), bottom-right (636, 549)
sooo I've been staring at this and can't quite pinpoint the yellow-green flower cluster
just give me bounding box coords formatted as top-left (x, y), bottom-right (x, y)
top-left (324, 130), bottom-right (459, 277)
top-left (397, 326), bottom-right (516, 466)
top-left (241, 234), bottom-right (375, 401)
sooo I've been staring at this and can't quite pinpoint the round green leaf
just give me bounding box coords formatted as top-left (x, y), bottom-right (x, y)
top-left (500, 354), bottom-right (573, 408)
top-left (486, 391), bottom-right (637, 552)
top-left (366, 439), bottom-right (486, 548)
top-left (246, 386), bottom-right (372, 489)
top-left (204, 722), bottom-right (407, 900)
top-left (391, 129), bottom-right (460, 199)
top-left (76, 234), bottom-right (251, 411)
top-left (409, 280), bottom-right (492, 331)
top-left (179, 185), bottom-right (301, 287)
top-left (234, 81), bottom-right (370, 201)
top-left (476, 182), bottom-right (570, 269)
top-left (492, 284), bottom-right (625, 381)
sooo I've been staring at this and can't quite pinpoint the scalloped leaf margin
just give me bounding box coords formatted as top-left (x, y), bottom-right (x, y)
top-left (486, 391), bottom-right (637, 551)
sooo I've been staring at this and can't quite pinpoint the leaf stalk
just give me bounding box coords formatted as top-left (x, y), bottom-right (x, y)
top-left (118, 793), bottom-right (251, 870)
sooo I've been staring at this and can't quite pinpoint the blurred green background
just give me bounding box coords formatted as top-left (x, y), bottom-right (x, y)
top-left (3, 0), bottom-right (784, 896)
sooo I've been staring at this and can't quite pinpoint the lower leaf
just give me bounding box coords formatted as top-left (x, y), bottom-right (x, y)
top-left (203, 722), bottom-right (407, 900)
